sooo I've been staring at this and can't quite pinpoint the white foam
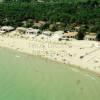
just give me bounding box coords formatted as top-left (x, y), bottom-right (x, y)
top-left (85, 74), bottom-right (96, 80)
top-left (70, 68), bottom-right (79, 73)
top-left (16, 55), bottom-right (21, 58)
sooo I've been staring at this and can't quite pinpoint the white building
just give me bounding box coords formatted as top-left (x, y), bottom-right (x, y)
top-left (84, 35), bottom-right (96, 41)
top-left (25, 28), bottom-right (41, 38)
top-left (16, 27), bottom-right (26, 34)
top-left (51, 31), bottom-right (64, 40)
top-left (95, 42), bottom-right (100, 48)
top-left (0, 30), bottom-right (6, 34)
top-left (26, 28), bottom-right (41, 35)
top-left (0, 26), bottom-right (14, 32)
top-left (64, 32), bottom-right (77, 40)
top-left (42, 31), bottom-right (52, 36)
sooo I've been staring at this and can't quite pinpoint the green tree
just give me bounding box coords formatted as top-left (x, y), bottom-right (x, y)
top-left (76, 25), bottom-right (87, 40)
top-left (96, 32), bottom-right (100, 41)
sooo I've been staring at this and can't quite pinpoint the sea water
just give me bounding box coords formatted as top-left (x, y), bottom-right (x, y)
top-left (0, 48), bottom-right (100, 100)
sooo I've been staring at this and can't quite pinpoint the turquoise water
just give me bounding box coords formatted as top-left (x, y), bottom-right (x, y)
top-left (0, 48), bottom-right (100, 100)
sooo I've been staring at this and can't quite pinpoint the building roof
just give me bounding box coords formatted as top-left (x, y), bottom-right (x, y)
top-left (26, 28), bottom-right (40, 33)
top-left (42, 31), bottom-right (52, 35)
top-left (38, 21), bottom-right (46, 25)
top-left (16, 27), bottom-right (27, 34)
top-left (85, 35), bottom-right (96, 39)
top-left (33, 23), bottom-right (42, 28)
top-left (52, 33), bottom-right (64, 38)
top-left (16, 27), bottom-right (26, 31)
top-left (75, 26), bottom-right (80, 29)
top-left (64, 32), bottom-right (77, 37)
top-left (1, 26), bottom-right (14, 31)
top-left (89, 32), bottom-right (96, 35)
top-left (0, 30), bottom-right (6, 34)
top-left (54, 31), bottom-right (64, 34)
top-left (33, 21), bottom-right (46, 28)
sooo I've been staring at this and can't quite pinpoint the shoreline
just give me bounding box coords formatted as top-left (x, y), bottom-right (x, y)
top-left (1, 45), bottom-right (100, 77)
top-left (0, 35), bottom-right (100, 75)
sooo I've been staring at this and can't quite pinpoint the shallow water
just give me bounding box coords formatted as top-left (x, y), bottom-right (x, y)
top-left (0, 48), bottom-right (100, 100)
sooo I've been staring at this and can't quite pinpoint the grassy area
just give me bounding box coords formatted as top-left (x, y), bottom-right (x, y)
top-left (0, 47), bottom-right (100, 100)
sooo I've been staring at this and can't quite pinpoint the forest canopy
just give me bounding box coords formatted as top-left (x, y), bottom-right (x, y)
top-left (0, 0), bottom-right (100, 33)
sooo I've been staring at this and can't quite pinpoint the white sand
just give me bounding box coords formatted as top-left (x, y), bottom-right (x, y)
top-left (0, 35), bottom-right (100, 74)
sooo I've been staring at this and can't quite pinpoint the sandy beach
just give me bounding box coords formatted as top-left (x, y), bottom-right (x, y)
top-left (0, 35), bottom-right (100, 74)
